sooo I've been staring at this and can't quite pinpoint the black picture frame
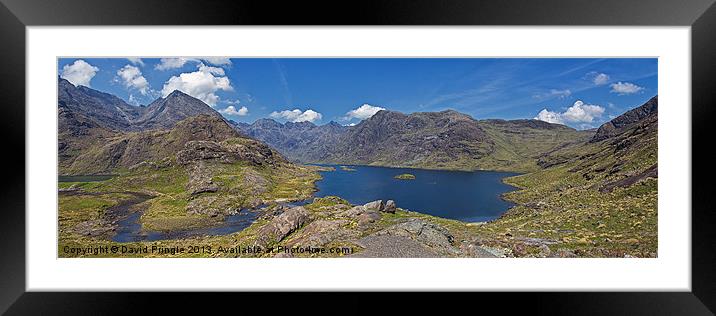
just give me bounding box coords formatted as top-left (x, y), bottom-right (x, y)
top-left (1, 0), bottom-right (714, 314)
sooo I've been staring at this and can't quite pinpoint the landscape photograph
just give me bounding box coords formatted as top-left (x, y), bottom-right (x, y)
top-left (57, 57), bottom-right (658, 258)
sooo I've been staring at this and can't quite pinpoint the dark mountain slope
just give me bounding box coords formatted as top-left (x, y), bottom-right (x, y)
top-left (591, 96), bottom-right (658, 142)
top-left (59, 78), bottom-right (142, 131)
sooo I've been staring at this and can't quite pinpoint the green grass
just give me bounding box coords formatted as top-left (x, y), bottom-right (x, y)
top-left (394, 173), bottom-right (416, 180)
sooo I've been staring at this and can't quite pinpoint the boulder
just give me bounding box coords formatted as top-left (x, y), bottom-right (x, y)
top-left (286, 219), bottom-right (356, 247)
top-left (255, 206), bottom-right (310, 247)
top-left (363, 200), bottom-right (384, 212)
top-left (357, 212), bottom-right (381, 226)
top-left (339, 205), bottom-right (367, 217)
top-left (383, 200), bottom-right (396, 213)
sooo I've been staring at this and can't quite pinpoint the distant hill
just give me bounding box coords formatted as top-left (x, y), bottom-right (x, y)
top-left (234, 119), bottom-right (348, 163)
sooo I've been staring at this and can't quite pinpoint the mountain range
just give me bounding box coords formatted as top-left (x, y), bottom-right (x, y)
top-left (59, 78), bottom-right (654, 176)
top-left (237, 108), bottom-right (593, 172)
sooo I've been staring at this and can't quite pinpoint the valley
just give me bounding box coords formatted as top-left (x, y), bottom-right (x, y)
top-left (58, 77), bottom-right (658, 258)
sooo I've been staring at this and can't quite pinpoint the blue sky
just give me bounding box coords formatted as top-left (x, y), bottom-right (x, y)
top-left (58, 58), bottom-right (657, 129)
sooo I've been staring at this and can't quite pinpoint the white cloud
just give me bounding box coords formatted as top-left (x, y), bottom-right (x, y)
top-left (345, 104), bottom-right (386, 120)
top-left (270, 109), bottom-right (322, 123)
top-left (116, 65), bottom-right (150, 95)
top-left (592, 73), bottom-right (610, 85)
top-left (585, 72), bottom-right (610, 85)
top-left (127, 58), bottom-right (144, 66)
top-left (610, 82), bottom-right (644, 95)
top-left (562, 100), bottom-right (605, 123)
top-left (219, 105), bottom-right (248, 116)
top-left (161, 63), bottom-right (233, 106)
top-left (534, 100), bottom-right (605, 126)
top-left (202, 57), bottom-right (232, 66)
top-left (155, 57), bottom-right (198, 70)
top-left (535, 109), bottom-right (564, 124)
top-left (60, 60), bottom-right (99, 87)
top-left (533, 89), bottom-right (571, 100)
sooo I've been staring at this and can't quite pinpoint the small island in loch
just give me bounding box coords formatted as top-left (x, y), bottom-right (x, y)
top-left (394, 173), bottom-right (416, 180)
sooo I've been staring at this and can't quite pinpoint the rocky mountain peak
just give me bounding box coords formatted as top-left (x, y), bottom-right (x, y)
top-left (132, 89), bottom-right (220, 130)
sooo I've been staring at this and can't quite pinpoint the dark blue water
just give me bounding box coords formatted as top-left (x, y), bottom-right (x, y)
top-left (315, 165), bottom-right (518, 222)
top-left (112, 210), bottom-right (258, 242)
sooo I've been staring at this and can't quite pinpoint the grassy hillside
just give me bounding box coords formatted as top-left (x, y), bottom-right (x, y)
top-left (476, 98), bottom-right (658, 257)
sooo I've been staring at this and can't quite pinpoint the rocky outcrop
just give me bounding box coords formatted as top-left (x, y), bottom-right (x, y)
top-left (186, 162), bottom-right (218, 195)
top-left (599, 164), bottom-right (658, 193)
top-left (351, 235), bottom-right (440, 258)
top-left (284, 219), bottom-right (358, 248)
top-left (255, 206), bottom-right (311, 247)
top-left (351, 219), bottom-right (459, 257)
top-left (378, 219), bottom-right (456, 252)
top-left (333, 200), bottom-right (398, 226)
top-left (176, 138), bottom-right (283, 167)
